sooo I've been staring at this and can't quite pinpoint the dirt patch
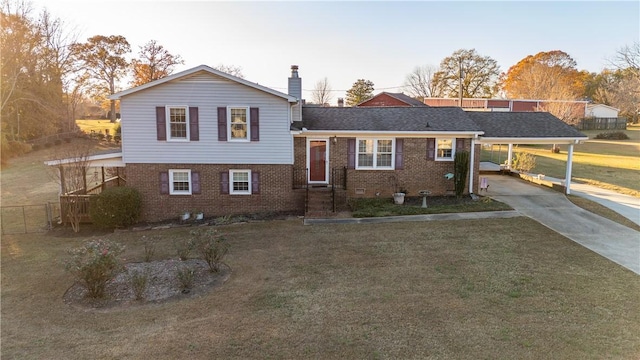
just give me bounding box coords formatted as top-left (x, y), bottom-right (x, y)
top-left (63, 258), bottom-right (231, 311)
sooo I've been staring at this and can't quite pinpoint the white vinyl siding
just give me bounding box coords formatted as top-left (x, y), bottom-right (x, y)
top-left (230, 170), bottom-right (251, 195)
top-left (356, 138), bottom-right (394, 169)
top-left (436, 138), bottom-right (455, 161)
top-left (169, 169), bottom-right (191, 195)
top-left (119, 72), bottom-right (293, 165)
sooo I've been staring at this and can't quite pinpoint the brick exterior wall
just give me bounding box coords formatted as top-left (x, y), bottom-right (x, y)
top-left (358, 93), bottom-right (411, 107)
top-left (127, 163), bottom-right (305, 222)
top-left (293, 136), bottom-right (480, 199)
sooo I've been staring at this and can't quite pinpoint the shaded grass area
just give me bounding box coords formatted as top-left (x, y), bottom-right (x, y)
top-left (3, 219), bottom-right (639, 359)
top-left (349, 196), bottom-right (512, 218)
top-left (0, 138), bottom-right (119, 206)
top-left (567, 195), bottom-right (640, 232)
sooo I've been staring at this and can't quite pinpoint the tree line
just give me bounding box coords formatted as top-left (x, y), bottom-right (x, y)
top-left (0, 0), bottom-right (242, 144)
top-left (2, 0), bottom-right (638, 148)
top-left (316, 46), bottom-right (639, 123)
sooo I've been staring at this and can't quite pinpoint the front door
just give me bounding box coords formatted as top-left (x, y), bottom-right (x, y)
top-left (309, 140), bottom-right (328, 183)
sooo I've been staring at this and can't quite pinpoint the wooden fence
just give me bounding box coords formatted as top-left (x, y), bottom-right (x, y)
top-left (577, 117), bottom-right (627, 130)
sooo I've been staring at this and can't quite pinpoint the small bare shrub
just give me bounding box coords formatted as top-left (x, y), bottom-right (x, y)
top-left (128, 270), bottom-right (148, 300)
top-left (141, 235), bottom-right (159, 262)
top-left (174, 238), bottom-right (194, 261)
top-left (512, 152), bottom-right (536, 173)
top-left (176, 266), bottom-right (195, 292)
top-left (65, 239), bottom-right (125, 298)
top-left (191, 229), bottom-right (229, 273)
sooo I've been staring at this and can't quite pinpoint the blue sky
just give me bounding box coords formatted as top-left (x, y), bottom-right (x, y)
top-left (30, 1), bottom-right (640, 102)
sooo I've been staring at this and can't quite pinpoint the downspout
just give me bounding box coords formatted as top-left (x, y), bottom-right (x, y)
top-left (469, 136), bottom-right (476, 194)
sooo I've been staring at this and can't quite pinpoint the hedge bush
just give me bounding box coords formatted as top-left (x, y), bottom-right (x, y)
top-left (594, 131), bottom-right (629, 140)
top-left (89, 187), bottom-right (142, 228)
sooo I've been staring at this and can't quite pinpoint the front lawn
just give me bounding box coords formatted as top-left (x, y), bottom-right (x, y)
top-left (2, 219), bottom-right (638, 359)
top-left (349, 195), bottom-right (512, 217)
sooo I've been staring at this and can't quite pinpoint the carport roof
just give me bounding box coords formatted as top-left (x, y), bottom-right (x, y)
top-left (466, 111), bottom-right (587, 139)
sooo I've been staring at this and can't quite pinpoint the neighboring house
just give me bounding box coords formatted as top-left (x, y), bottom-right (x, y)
top-left (585, 104), bottom-right (619, 118)
top-left (425, 98), bottom-right (588, 119)
top-left (95, 65), bottom-right (587, 222)
top-left (357, 92), bottom-right (429, 107)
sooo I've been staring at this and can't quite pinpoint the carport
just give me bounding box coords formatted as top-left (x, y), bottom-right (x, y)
top-left (468, 112), bottom-right (588, 195)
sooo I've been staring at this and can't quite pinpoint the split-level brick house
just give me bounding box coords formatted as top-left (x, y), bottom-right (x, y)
top-left (109, 65), bottom-right (586, 222)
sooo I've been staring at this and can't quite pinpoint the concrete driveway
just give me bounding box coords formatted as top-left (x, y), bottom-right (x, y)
top-left (482, 175), bottom-right (640, 275)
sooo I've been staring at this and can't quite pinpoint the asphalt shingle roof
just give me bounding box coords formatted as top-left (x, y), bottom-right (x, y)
top-left (297, 106), bottom-right (482, 132)
top-left (466, 112), bottom-right (587, 138)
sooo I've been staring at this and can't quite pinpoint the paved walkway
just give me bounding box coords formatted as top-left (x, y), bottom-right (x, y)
top-left (544, 175), bottom-right (640, 226)
top-left (483, 175), bottom-right (640, 274)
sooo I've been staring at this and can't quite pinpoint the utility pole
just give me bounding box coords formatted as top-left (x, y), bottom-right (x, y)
top-left (458, 59), bottom-right (464, 108)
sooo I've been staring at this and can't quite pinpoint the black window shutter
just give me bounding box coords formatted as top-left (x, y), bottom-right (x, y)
top-left (347, 139), bottom-right (356, 169)
top-left (159, 171), bottom-right (169, 194)
top-left (427, 138), bottom-right (435, 160)
top-left (251, 171), bottom-right (260, 194)
top-left (250, 107), bottom-right (259, 141)
top-left (191, 171), bottom-right (200, 194)
top-left (395, 138), bottom-right (404, 170)
top-left (217, 107), bottom-right (227, 141)
top-left (220, 172), bottom-right (229, 194)
top-left (156, 107), bottom-right (166, 141)
top-left (189, 107), bottom-right (199, 141)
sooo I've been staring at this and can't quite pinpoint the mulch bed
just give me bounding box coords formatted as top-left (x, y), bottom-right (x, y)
top-left (63, 259), bottom-right (231, 311)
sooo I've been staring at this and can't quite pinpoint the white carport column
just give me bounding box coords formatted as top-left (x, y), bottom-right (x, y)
top-left (469, 138), bottom-right (475, 194)
top-left (507, 143), bottom-right (513, 169)
top-left (564, 144), bottom-right (574, 195)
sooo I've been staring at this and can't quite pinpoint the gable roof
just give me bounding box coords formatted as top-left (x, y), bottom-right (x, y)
top-left (357, 92), bottom-right (428, 107)
top-left (110, 64), bottom-right (297, 102)
top-left (586, 103), bottom-right (620, 112)
top-left (296, 106), bottom-right (482, 133)
top-left (466, 112), bottom-right (587, 140)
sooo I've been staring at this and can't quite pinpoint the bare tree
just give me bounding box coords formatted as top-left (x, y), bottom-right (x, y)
top-left (131, 39), bottom-right (184, 87)
top-left (404, 65), bottom-right (439, 101)
top-left (311, 77), bottom-right (333, 105)
top-left (432, 49), bottom-right (501, 98)
top-left (213, 64), bottom-right (244, 78)
top-left (48, 143), bottom-right (93, 232)
top-left (607, 42), bottom-right (640, 123)
top-left (610, 42), bottom-right (640, 76)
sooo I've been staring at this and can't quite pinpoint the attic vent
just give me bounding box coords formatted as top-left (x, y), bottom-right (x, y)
top-left (355, 188), bottom-right (365, 195)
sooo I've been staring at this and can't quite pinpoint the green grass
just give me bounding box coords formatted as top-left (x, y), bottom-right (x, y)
top-left (76, 119), bottom-right (119, 136)
top-left (480, 125), bottom-right (640, 197)
top-left (2, 219), bottom-right (639, 359)
top-left (349, 196), bottom-right (512, 218)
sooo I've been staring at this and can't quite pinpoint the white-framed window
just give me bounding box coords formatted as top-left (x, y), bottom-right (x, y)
top-left (166, 106), bottom-right (189, 141)
top-left (356, 138), bottom-right (394, 169)
top-left (436, 138), bottom-right (455, 161)
top-left (169, 169), bottom-right (191, 195)
top-left (230, 170), bottom-right (251, 195)
top-left (228, 107), bottom-right (249, 141)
